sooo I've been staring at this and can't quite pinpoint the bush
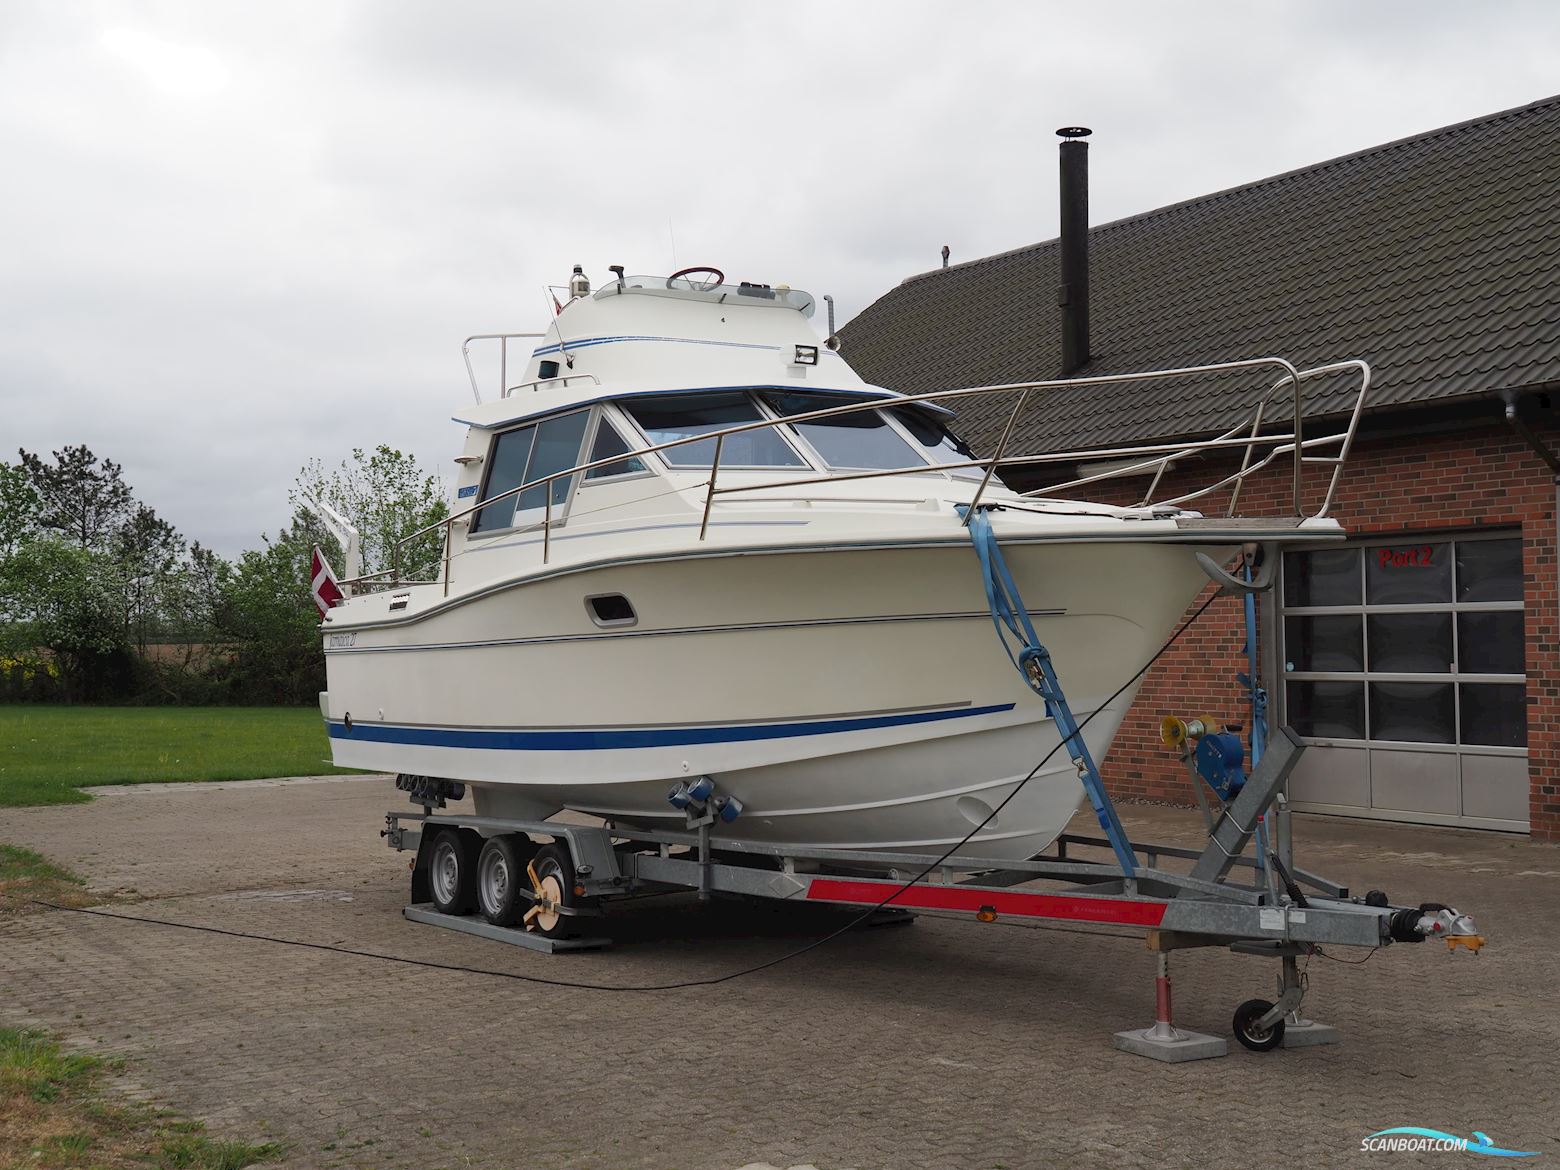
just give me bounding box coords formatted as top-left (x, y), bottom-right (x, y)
top-left (0, 653), bottom-right (61, 702)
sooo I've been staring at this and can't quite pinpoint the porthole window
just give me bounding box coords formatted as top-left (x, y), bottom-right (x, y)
top-left (585, 593), bottom-right (637, 628)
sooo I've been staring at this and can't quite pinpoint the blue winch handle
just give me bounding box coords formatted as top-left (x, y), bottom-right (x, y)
top-left (960, 505), bottom-right (1139, 876)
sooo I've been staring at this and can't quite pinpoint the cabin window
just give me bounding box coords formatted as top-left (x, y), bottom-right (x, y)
top-left (585, 593), bottom-right (637, 627)
top-left (759, 392), bottom-right (924, 470)
top-left (473, 426), bottom-right (537, 532)
top-left (583, 417), bottom-right (649, 480)
top-left (515, 410), bottom-right (590, 516)
top-left (472, 409), bottom-right (590, 533)
top-left (891, 409), bottom-right (987, 480)
top-left (623, 393), bottom-right (805, 468)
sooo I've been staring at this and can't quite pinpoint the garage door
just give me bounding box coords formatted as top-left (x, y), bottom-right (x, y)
top-left (1279, 533), bottom-right (1527, 831)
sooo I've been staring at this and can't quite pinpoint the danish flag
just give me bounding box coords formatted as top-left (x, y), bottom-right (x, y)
top-left (310, 545), bottom-right (344, 618)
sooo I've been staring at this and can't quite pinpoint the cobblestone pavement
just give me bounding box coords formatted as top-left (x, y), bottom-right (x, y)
top-left (1, 775), bottom-right (1556, 1169)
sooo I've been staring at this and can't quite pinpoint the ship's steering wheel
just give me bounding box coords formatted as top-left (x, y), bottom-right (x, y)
top-left (667, 266), bottom-right (725, 291)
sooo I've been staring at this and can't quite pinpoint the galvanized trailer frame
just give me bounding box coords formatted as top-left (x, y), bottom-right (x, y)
top-left (383, 725), bottom-right (1483, 1060)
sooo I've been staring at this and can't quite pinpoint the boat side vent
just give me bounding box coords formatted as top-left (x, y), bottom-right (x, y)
top-left (585, 593), bottom-right (637, 628)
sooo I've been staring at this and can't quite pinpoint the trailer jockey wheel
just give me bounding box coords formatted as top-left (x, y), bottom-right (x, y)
top-left (428, 827), bottom-right (481, 916)
top-left (476, 834), bottom-right (537, 928)
top-left (1232, 998), bottom-right (1286, 1052)
top-left (523, 844), bottom-right (581, 939)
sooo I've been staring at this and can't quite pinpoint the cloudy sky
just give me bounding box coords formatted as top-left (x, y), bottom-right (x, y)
top-left (3, 1), bottom-right (1557, 557)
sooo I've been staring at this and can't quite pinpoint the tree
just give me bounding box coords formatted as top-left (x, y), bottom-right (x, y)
top-left (216, 519), bottom-right (332, 705)
top-left (0, 461), bottom-right (39, 557)
top-left (18, 445), bottom-right (133, 551)
top-left (112, 503), bottom-right (186, 650)
top-left (0, 539), bottom-right (132, 702)
top-left (139, 541), bottom-right (231, 703)
top-left (293, 445), bottom-right (449, 580)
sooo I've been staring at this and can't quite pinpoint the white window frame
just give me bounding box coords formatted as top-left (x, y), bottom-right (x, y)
top-left (1279, 530), bottom-right (1526, 757)
top-left (469, 407), bottom-right (593, 539)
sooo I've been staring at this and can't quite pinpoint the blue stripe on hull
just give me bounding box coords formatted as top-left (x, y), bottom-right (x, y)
top-left (326, 703), bottom-right (1017, 751)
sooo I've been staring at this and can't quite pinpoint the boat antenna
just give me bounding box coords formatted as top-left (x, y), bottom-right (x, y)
top-left (542, 288), bottom-right (574, 369)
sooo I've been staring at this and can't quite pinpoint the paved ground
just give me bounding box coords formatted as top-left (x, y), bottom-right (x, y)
top-left (1, 775), bottom-right (1556, 1170)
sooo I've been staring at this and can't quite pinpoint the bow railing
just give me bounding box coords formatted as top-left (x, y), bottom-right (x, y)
top-left (354, 356), bottom-right (1369, 595)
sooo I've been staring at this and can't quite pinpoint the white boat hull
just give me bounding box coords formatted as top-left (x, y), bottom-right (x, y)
top-left (323, 537), bottom-right (1222, 861)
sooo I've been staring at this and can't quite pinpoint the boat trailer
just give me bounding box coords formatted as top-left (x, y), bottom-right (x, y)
top-left (383, 724), bottom-right (1484, 1063)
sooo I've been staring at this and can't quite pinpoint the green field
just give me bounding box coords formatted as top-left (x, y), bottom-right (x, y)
top-left (0, 707), bottom-right (360, 807)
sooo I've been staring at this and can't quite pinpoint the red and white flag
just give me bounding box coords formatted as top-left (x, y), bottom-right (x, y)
top-left (310, 545), bottom-right (343, 618)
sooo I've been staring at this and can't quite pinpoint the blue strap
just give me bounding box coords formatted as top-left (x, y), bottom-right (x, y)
top-left (1240, 560), bottom-right (1270, 878)
top-left (1239, 561), bottom-right (1269, 768)
top-left (961, 506), bottom-right (1139, 876)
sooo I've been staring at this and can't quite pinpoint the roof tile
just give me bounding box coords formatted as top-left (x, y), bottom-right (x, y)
top-left (840, 95), bottom-right (1560, 453)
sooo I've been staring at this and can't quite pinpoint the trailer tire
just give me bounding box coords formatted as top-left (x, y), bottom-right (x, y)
top-left (428, 827), bottom-right (480, 916)
top-left (526, 843), bottom-right (580, 939)
top-left (476, 834), bottom-right (536, 927)
top-left (1232, 998), bottom-right (1285, 1052)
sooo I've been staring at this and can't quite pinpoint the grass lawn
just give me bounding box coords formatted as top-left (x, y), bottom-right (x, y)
top-left (0, 843), bottom-right (97, 916)
top-left (0, 1025), bottom-right (285, 1169)
top-left (0, 707), bottom-right (362, 808)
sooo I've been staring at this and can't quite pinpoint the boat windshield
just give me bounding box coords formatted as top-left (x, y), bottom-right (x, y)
top-left (623, 393), bottom-right (807, 468)
top-left (891, 408), bottom-right (987, 480)
top-left (760, 391), bottom-right (929, 471)
top-left (595, 275), bottom-right (816, 317)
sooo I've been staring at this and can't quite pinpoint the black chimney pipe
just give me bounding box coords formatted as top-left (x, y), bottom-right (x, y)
top-left (1057, 126), bottom-right (1092, 375)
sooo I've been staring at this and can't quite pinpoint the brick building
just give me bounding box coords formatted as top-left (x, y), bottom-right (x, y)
top-left (839, 95), bottom-right (1560, 839)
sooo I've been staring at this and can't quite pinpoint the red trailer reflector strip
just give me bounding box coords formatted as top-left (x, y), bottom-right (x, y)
top-left (804, 878), bottom-right (1168, 927)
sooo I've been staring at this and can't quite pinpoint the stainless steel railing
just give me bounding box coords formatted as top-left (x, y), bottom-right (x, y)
top-left (462, 333), bottom-right (546, 404)
top-left (368, 356), bottom-right (1370, 592)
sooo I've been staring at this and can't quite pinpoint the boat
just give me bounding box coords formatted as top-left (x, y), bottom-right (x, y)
top-left (318, 264), bottom-right (1366, 863)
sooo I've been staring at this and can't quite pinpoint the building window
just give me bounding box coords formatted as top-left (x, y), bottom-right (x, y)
top-left (1281, 535), bottom-right (1526, 748)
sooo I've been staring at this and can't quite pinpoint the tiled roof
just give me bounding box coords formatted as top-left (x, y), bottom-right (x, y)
top-left (838, 95), bottom-right (1560, 456)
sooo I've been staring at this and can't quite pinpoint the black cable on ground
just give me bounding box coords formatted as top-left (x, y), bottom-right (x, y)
top-left (33, 590), bottom-right (1221, 993)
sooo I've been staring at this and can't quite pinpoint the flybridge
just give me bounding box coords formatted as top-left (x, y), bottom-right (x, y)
top-left (458, 267), bottom-right (845, 410)
top-left (592, 270), bottom-right (819, 317)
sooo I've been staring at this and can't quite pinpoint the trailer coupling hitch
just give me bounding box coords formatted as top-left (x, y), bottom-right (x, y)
top-left (1388, 903), bottom-right (1485, 953)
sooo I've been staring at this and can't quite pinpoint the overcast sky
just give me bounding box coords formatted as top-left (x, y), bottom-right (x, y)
top-left (3, 1), bottom-right (1557, 557)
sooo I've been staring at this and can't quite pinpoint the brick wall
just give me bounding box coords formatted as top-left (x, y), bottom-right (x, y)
top-left (1039, 420), bottom-right (1558, 839)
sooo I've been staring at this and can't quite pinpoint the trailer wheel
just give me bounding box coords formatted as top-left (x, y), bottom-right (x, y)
top-left (476, 834), bottom-right (536, 927)
top-left (1232, 998), bottom-right (1285, 1052)
top-left (524, 843), bottom-right (580, 939)
top-left (428, 827), bottom-right (480, 916)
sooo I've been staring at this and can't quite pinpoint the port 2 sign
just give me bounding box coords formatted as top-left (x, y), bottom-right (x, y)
top-left (1378, 545), bottom-right (1434, 569)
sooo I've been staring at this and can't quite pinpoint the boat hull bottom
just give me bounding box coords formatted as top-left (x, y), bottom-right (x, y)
top-left (452, 716), bottom-right (1112, 866)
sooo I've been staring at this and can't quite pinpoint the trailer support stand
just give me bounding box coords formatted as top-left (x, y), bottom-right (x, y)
top-left (1112, 944), bottom-right (1228, 1062)
top-left (1277, 954), bottom-right (1340, 1048)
